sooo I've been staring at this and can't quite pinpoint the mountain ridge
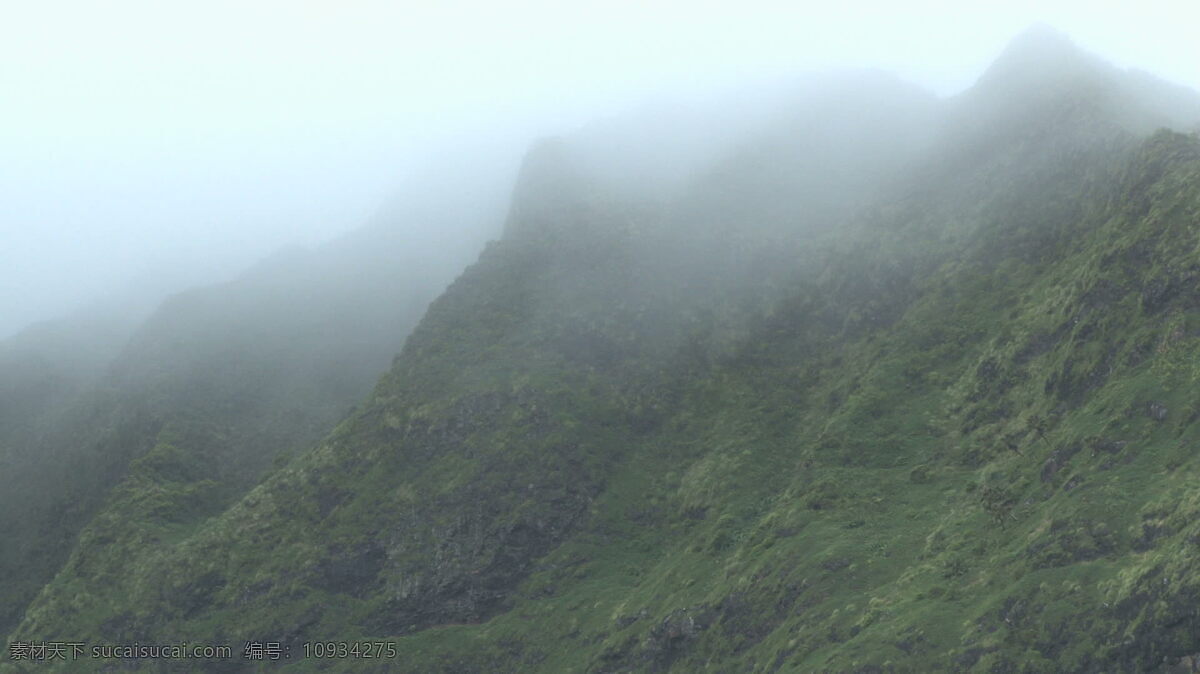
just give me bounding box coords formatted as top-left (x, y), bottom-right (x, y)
top-left (5, 28), bottom-right (1200, 672)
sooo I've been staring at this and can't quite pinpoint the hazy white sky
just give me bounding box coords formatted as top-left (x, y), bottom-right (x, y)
top-left (2, 0), bottom-right (1198, 338)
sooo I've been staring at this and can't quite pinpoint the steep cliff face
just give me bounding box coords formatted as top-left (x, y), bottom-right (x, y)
top-left (8, 31), bottom-right (1200, 674)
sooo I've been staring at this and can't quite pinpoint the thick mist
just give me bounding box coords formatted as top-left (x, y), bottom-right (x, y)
top-left (4, 3), bottom-right (1200, 660)
top-left (4, 2), bottom-right (1200, 340)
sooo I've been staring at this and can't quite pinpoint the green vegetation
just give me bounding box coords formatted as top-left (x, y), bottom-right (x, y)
top-left (0, 220), bottom-right (458, 641)
top-left (6, 31), bottom-right (1200, 673)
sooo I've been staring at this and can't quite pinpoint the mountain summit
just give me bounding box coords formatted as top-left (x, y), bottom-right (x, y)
top-left (960, 24), bottom-right (1200, 137)
top-left (976, 24), bottom-right (1106, 89)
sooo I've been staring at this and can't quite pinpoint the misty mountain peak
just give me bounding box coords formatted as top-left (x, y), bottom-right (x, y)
top-left (974, 24), bottom-right (1110, 94)
top-left (951, 25), bottom-right (1200, 143)
top-left (1001, 23), bottom-right (1082, 60)
top-left (502, 137), bottom-right (591, 240)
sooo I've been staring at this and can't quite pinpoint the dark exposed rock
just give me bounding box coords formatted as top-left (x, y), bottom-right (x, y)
top-left (1126, 338), bottom-right (1156, 367)
top-left (1014, 327), bottom-right (1065, 365)
top-left (642, 606), bottom-right (714, 671)
top-left (1133, 520), bottom-right (1174, 552)
top-left (1045, 350), bottom-right (1117, 407)
top-left (1148, 402), bottom-right (1170, 421)
top-left (616, 609), bottom-right (648, 628)
top-left (1087, 436), bottom-right (1129, 456)
top-left (1080, 279), bottom-right (1127, 310)
top-left (1024, 519), bottom-right (1115, 568)
top-left (311, 542), bottom-right (386, 597)
top-left (1164, 653), bottom-right (1200, 673)
top-left (360, 472), bottom-right (598, 636)
top-left (1041, 442), bottom-right (1082, 482)
top-left (822, 556), bottom-right (852, 572)
top-left (953, 646), bottom-right (995, 669)
top-left (315, 484), bottom-right (350, 519)
top-left (179, 570), bottom-right (226, 618)
top-left (1141, 276), bottom-right (1180, 313)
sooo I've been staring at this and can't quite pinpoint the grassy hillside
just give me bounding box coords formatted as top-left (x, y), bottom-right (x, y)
top-left (13, 133), bottom-right (1200, 674)
top-left (0, 219), bottom-right (470, 641)
top-left (8, 30), bottom-right (1200, 674)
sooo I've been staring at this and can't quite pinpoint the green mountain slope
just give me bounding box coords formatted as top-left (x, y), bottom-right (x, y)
top-left (0, 212), bottom-right (482, 641)
top-left (9, 28), bottom-right (1200, 673)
